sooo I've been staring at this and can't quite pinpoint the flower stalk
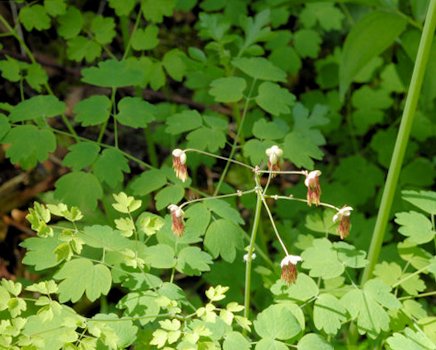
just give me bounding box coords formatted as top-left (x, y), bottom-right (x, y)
top-left (360, 0), bottom-right (436, 285)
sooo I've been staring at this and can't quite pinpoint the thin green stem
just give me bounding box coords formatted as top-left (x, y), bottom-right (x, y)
top-left (214, 79), bottom-right (257, 195)
top-left (399, 290), bottom-right (436, 301)
top-left (179, 188), bottom-right (255, 210)
top-left (122, 10), bottom-right (142, 60)
top-left (263, 194), bottom-right (341, 212)
top-left (361, 0), bottom-right (436, 285)
top-left (111, 88), bottom-right (118, 148)
top-left (260, 193), bottom-right (289, 256)
top-left (145, 127), bottom-right (158, 167)
top-left (244, 185), bottom-right (263, 321)
top-left (391, 264), bottom-right (432, 288)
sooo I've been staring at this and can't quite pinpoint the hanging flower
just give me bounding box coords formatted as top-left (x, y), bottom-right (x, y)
top-left (172, 149), bottom-right (188, 182)
top-left (280, 255), bottom-right (302, 284)
top-left (304, 170), bottom-right (322, 206)
top-left (168, 204), bottom-right (185, 237)
top-left (265, 145), bottom-right (283, 175)
top-left (333, 206), bottom-right (353, 239)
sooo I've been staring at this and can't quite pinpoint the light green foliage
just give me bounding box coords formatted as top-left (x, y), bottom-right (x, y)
top-left (402, 190), bottom-right (436, 215)
top-left (44, 0), bottom-right (66, 17)
top-left (131, 25), bottom-right (159, 51)
top-left (58, 7), bottom-right (83, 39)
top-left (67, 36), bottom-right (102, 62)
top-left (165, 110), bottom-right (203, 134)
top-left (255, 82), bottom-right (295, 116)
top-left (395, 211), bottom-right (435, 245)
top-left (55, 258), bottom-right (111, 302)
top-left (74, 95), bottom-right (111, 126)
top-left (91, 16), bottom-right (116, 45)
top-left (204, 219), bottom-right (244, 262)
top-left (81, 59), bottom-right (144, 87)
top-left (294, 29), bottom-right (321, 58)
top-left (162, 49), bottom-right (187, 81)
top-left (130, 169), bottom-right (168, 196)
top-left (313, 294), bottom-right (347, 335)
top-left (155, 184), bottom-right (185, 210)
top-left (387, 327), bottom-right (436, 350)
top-left (108, 0), bottom-right (136, 16)
top-left (2, 1), bottom-right (436, 348)
top-left (54, 172), bottom-right (103, 209)
top-left (94, 149), bottom-right (130, 188)
top-left (62, 142), bottom-right (100, 171)
top-left (232, 57), bottom-right (286, 82)
top-left (112, 192), bottom-right (141, 213)
top-left (254, 304), bottom-right (301, 340)
top-left (342, 279), bottom-right (401, 338)
top-left (9, 95), bottom-right (65, 122)
top-left (283, 104), bottom-right (328, 169)
top-left (210, 77), bottom-right (247, 103)
top-left (301, 238), bottom-right (345, 279)
top-left (19, 5), bottom-right (51, 31)
top-left (177, 246), bottom-right (213, 275)
top-left (300, 3), bottom-right (344, 31)
top-left (141, 0), bottom-right (175, 23)
top-left (116, 97), bottom-right (156, 128)
top-left (0, 56), bottom-right (20, 82)
top-left (4, 126), bottom-right (56, 169)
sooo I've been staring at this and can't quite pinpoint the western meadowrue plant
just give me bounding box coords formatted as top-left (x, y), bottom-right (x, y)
top-left (0, 0), bottom-right (435, 349)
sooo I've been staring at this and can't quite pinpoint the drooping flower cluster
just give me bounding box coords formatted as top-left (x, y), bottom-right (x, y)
top-left (333, 206), bottom-right (353, 239)
top-left (168, 204), bottom-right (185, 237)
top-left (265, 145), bottom-right (283, 175)
top-left (172, 149), bottom-right (188, 182)
top-left (304, 170), bottom-right (322, 206)
top-left (280, 255), bottom-right (302, 284)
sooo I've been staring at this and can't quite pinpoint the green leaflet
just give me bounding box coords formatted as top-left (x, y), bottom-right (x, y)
top-left (55, 258), bottom-right (112, 302)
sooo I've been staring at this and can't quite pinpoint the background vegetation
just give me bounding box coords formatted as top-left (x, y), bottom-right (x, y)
top-left (0, 0), bottom-right (435, 349)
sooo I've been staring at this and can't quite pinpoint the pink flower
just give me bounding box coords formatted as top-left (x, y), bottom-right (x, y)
top-left (172, 149), bottom-right (188, 182)
top-left (280, 255), bottom-right (302, 284)
top-left (333, 206), bottom-right (353, 240)
top-left (168, 204), bottom-right (185, 237)
top-left (304, 170), bottom-right (322, 206)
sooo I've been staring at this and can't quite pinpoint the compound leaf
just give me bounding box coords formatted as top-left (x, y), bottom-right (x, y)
top-left (55, 258), bottom-right (111, 302)
top-left (341, 279), bottom-right (400, 338)
top-left (176, 246), bottom-right (213, 276)
top-left (301, 238), bottom-right (344, 279)
top-left (395, 211), bottom-right (435, 245)
top-left (313, 294), bottom-right (347, 336)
